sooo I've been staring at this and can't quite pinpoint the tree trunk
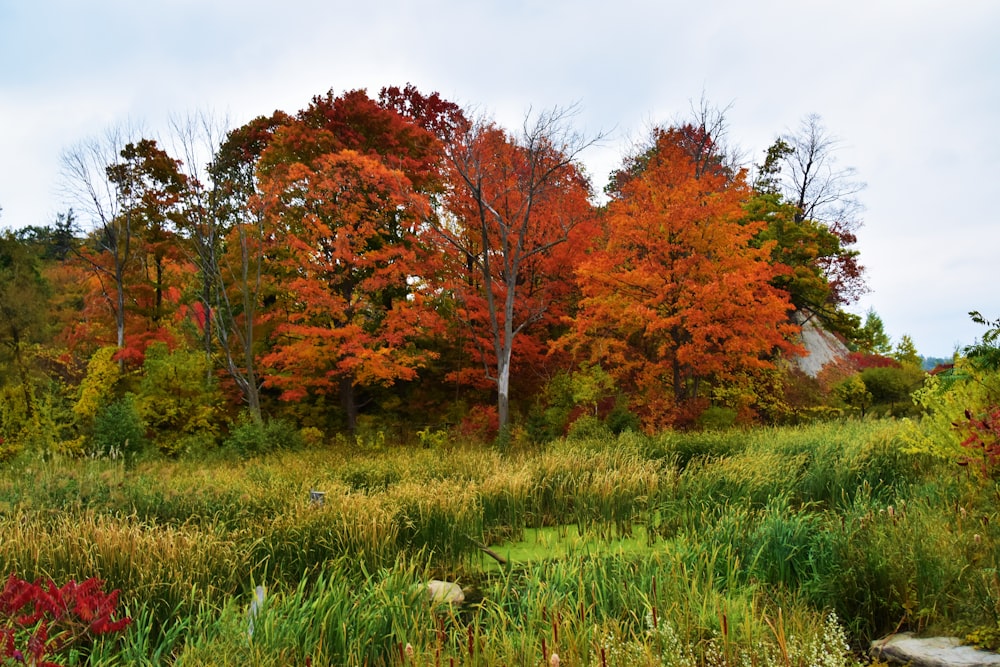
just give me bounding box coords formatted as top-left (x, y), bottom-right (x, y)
top-left (497, 354), bottom-right (511, 436)
top-left (115, 269), bottom-right (126, 373)
top-left (244, 354), bottom-right (262, 424)
top-left (340, 376), bottom-right (358, 433)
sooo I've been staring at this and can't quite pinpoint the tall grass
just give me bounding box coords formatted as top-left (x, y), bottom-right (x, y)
top-left (1, 418), bottom-right (997, 663)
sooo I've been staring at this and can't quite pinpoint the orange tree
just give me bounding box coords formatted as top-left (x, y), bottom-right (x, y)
top-left (257, 119), bottom-right (441, 432)
top-left (565, 125), bottom-right (801, 429)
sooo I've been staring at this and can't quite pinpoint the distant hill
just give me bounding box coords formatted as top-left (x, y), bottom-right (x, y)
top-left (922, 356), bottom-right (952, 371)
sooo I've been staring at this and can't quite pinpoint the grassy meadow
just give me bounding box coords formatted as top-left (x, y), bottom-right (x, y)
top-left (1, 419), bottom-right (998, 666)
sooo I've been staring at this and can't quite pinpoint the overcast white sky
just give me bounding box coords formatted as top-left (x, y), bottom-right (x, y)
top-left (2, 0), bottom-right (998, 358)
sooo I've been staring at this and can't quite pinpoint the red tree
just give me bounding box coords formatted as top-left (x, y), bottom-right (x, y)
top-left (434, 109), bottom-right (597, 432)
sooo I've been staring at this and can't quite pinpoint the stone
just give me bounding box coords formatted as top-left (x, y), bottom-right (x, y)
top-left (870, 633), bottom-right (1000, 667)
top-left (423, 579), bottom-right (464, 606)
top-left (792, 309), bottom-right (851, 378)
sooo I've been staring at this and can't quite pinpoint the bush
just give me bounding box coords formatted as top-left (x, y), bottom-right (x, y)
top-left (606, 402), bottom-right (641, 435)
top-left (223, 414), bottom-right (303, 458)
top-left (697, 405), bottom-right (738, 430)
top-left (90, 394), bottom-right (146, 460)
top-left (566, 415), bottom-right (613, 441)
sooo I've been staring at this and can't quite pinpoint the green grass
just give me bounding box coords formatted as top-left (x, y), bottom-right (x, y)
top-left (0, 418), bottom-right (995, 665)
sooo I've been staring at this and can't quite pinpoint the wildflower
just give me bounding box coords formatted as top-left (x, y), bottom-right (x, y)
top-left (405, 643), bottom-right (414, 658)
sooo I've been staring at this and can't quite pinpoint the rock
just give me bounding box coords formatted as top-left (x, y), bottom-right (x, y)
top-left (792, 309), bottom-right (851, 378)
top-left (871, 633), bottom-right (1000, 667)
top-left (423, 579), bottom-right (464, 606)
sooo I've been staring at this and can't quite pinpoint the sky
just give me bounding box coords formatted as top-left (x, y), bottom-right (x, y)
top-left (1, 0), bottom-right (998, 358)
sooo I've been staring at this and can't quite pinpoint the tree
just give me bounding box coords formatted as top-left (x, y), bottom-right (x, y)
top-left (836, 374), bottom-right (873, 418)
top-left (203, 112), bottom-right (291, 422)
top-left (893, 334), bottom-right (921, 367)
top-left (168, 111), bottom-right (231, 372)
top-left (62, 131), bottom-right (189, 369)
top-left (61, 126), bottom-right (137, 370)
top-left (436, 106), bottom-right (597, 433)
top-left (748, 139), bottom-right (860, 335)
top-left (860, 364), bottom-right (924, 416)
top-left (856, 308), bottom-right (892, 355)
top-left (965, 311), bottom-right (1000, 371)
top-left (13, 210), bottom-right (79, 261)
top-left (105, 139), bottom-right (189, 331)
top-left (568, 125), bottom-right (800, 429)
top-left (0, 231), bottom-right (50, 422)
top-left (776, 114), bottom-right (867, 306)
top-left (258, 129), bottom-right (440, 431)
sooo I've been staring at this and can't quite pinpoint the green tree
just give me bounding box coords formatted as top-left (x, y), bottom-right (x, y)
top-left (91, 393), bottom-right (146, 460)
top-left (749, 136), bottom-right (863, 337)
top-left (860, 364), bottom-right (924, 416)
top-left (893, 334), bottom-right (921, 367)
top-left (136, 342), bottom-right (225, 456)
top-left (0, 231), bottom-right (51, 424)
top-left (965, 311), bottom-right (1000, 371)
top-left (855, 308), bottom-right (891, 355)
top-left (777, 114), bottom-right (867, 307)
top-left (835, 374), bottom-right (873, 418)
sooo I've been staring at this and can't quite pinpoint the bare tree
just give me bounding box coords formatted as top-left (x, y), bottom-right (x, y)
top-left (782, 114), bottom-right (866, 236)
top-left (61, 125), bottom-right (139, 370)
top-left (169, 111), bottom-right (229, 375)
top-left (780, 114), bottom-right (868, 304)
top-left (439, 106), bottom-right (600, 433)
top-left (197, 115), bottom-right (290, 423)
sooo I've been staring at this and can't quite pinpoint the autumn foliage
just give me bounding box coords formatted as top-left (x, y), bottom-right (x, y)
top-left (0, 87), bottom-right (873, 451)
top-left (0, 575), bottom-right (131, 666)
top-left (258, 145), bottom-right (439, 430)
top-left (567, 127), bottom-right (801, 428)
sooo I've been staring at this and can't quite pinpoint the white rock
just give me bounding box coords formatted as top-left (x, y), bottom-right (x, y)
top-left (871, 633), bottom-right (1000, 667)
top-left (423, 579), bottom-right (464, 605)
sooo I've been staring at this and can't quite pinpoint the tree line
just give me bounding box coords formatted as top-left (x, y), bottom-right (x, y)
top-left (0, 85), bottom-right (909, 456)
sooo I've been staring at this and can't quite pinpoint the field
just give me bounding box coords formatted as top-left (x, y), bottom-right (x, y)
top-left (1, 419), bottom-right (998, 666)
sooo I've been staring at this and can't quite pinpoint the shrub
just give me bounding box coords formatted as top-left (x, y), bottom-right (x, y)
top-left (697, 405), bottom-right (738, 431)
top-left (223, 414), bottom-right (303, 458)
top-left (904, 360), bottom-right (1000, 474)
top-left (566, 415), bottom-right (613, 441)
top-left (0, 574), bottom-right (132, 665)
top-left (606, 401), bottom-right (641, 435)
top-left (298, 426), bottom-right (325, 448)
top-left (90, 394), bottom-right (146, 460)
top-left (136, 343), bottom-right (224, 456)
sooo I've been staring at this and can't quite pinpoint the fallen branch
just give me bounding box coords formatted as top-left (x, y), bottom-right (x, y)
top-left (465, 535), bottom-right (508, 566)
